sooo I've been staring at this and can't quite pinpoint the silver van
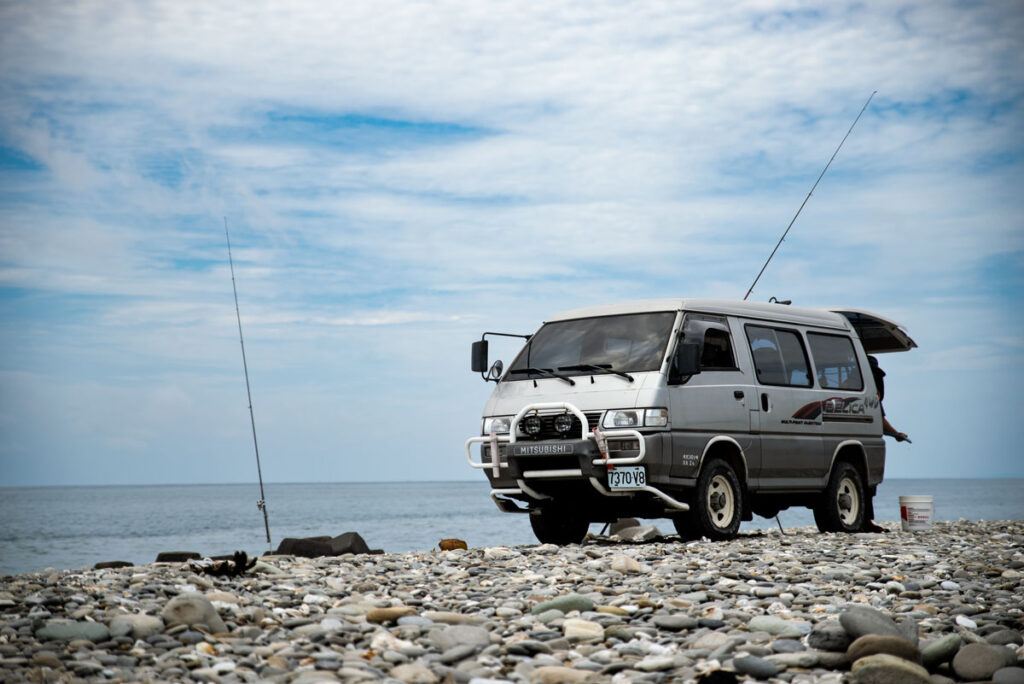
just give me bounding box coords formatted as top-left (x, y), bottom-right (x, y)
top-left (466, 299), bottom-right (916, 544)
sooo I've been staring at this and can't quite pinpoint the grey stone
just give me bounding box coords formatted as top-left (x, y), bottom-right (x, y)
top-left (108, 614), bottom-right (164, 640)
top-left (770, 638), bottom-right (805, 653)
top-left (429, 625), bottom-right (490, 651)
top-left (988, 630), bottom-right (1024, 647)
top-left (994, 667), bottom-right (1024, 684)
top-left (438, 643), bottom-right (477, 664)
top-left (733, 654), bottom-right (780, 678)
top-left (531, 594), bottom-right (594, 615)
top-left (154, 550), bottom-right (200, 562)
top-left (952, 642), bottom-right (1011, 681)
top-left (851, 653), bottom-right (930, 683)
top-left (840, 606), bottom-right (904, 639)
top-left (35, 619), bottom-right (110, 643)
top-left (747, 615), bottom-right (804, 638)
top-left (808, 622), bottom-right (852, 652)
top-left (160, 592), bottom-right (228, 633)
top-left (615, 525), bottom-right (661, 542)
top-left (608, 518), bottom-right (640, 535)
top-left (847, 634), bottom-right (921, 663)
top-left (921, 634), bottom-right (962, 670)
top-left (652, 614), bottom-right (698, 631)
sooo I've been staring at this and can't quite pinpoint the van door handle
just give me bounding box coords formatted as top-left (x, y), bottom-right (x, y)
top-left (733, 390), bottom-right (744, 400)
top-left (761, 393), bottom-right (770, 412)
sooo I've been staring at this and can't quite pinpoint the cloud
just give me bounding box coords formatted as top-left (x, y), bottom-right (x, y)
top-left (1, 0), bottom-right (1022, 485)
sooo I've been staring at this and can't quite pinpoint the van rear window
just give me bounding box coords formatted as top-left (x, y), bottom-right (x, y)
top-left (808, 333), bottom-right (864, 391)
top-left (746, 326), bottom-right (812, 387)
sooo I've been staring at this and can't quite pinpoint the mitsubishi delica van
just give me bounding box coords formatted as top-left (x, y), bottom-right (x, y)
top-left (465, 298), bottom-right (916, 544)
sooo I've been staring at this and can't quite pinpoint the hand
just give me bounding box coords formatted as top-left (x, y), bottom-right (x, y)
top-left (896, 432), bottom-right (911, 443)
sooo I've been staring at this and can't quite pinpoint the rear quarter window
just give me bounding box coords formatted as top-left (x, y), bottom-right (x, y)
top-left (808, 333), bottom-right (864, 391)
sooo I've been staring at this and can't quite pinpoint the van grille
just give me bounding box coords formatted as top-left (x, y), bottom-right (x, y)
top-left (516, 411), bottom-right (603, 441)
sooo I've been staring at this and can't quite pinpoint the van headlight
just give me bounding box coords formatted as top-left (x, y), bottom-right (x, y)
top-left (602, 408), bottom-right (668, 429)
top-left (482, 416), bottom-right (512, 435)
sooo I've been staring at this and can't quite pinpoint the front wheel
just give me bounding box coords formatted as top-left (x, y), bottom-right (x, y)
top-left (690, 459), bottom-right (743, 541)
top-left (529, 505), bottom-right (589, 545)
top-left (813, 462), bottom-right (865, 533)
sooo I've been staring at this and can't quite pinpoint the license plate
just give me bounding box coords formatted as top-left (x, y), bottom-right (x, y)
top-left (608, 466), bottom-right (646, 490)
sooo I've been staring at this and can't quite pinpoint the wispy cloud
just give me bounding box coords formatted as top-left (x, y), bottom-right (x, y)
top-left (1, 0), bottom-right (1022, 484)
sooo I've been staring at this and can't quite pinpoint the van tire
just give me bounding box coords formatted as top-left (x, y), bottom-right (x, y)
top-left (691, 459), bottom-right (743, 540)
top-left (529, 506), bottom-right (589, 545)
top-left (671, 512), bottom-right (701, 541)
top-left (814, 462), bottom-right (865, 533)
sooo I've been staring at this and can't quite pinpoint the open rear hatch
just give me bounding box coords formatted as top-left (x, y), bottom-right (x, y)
top-left (832, 309), bottom-right (917, 354)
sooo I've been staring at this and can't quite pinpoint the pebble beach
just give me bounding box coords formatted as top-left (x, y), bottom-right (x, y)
top-left (2, 520), bottom-right (1022, 684)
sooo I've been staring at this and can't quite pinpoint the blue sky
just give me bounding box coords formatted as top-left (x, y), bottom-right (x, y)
top-left (0, 1), bottom-right (1022, 486)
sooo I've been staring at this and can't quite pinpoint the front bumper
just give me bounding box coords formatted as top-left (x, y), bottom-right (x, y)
top-left (465, 401), bottom-right (689, 514)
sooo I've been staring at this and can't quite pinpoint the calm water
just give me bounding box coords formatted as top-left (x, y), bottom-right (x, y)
top-left (1, 479), bottom-right (1022, 575)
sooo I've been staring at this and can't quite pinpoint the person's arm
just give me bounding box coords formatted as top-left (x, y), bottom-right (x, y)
top-left (882, 416), bottom-right (909, 442)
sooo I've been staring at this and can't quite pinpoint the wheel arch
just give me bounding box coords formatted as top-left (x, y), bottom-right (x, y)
top-left (698, 436), bottom-right (749, 484)
top-left (827, 440), bottom-right (868, 483)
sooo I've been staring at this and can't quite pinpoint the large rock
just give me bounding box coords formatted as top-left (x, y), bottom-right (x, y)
top-left (155, 551), bottom-right (201, 562)
top-left (747, 615), bottom-right (805, 638)
top-left (952, 643), bottom-right (1014, 681)
top-left (809, 622), bottom-right (853, 652)
top-left (850, 653), bottom-right (930, 683)
top-left (847, 634), bottom-right (921, 663)
top-left (108, 614), bottom-right (164, 639)
top-left (427, 624), bottom-right (490, 651)
top-left (531, 594), bottom-right (594, 615)
top-left (733, 655), bottom-right (779, 679)
top-left (921, 633), bottom-right (962, 670)
top-left (994, 667), bottom-right (1024, 684)
top-left (839, 606), bottom-right (904, 639)
top-left (275, 532), bottom-right (373, 557)
top-left (160, 592), bottom-right (227, 633)
top-left (35, 619), bottom-right (110, 643)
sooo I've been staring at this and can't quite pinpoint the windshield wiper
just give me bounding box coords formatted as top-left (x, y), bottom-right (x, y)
top-left (507, 367), bottom-right (576, 386)
top-left (559, 364), bottom-right (635, 382)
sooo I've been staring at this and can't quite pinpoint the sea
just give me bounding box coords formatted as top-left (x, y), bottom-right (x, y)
top-left (1, 479), bottom-right (1022, 576)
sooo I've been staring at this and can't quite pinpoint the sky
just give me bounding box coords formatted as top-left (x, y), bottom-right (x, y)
top-left (0, 1), bottom-right (1022, 487)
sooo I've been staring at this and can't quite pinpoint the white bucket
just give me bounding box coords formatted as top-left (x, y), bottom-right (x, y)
top-left (899, 495), bottom-right (934, 531)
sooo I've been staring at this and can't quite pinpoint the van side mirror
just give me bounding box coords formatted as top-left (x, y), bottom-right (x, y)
top-left (471, 340), bottom-right (489, 373)
top-left (670, 342), bottom-right (701, 384)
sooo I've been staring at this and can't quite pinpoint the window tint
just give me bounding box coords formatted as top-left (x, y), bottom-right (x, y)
top-left (746, 325), bottom-right (812, 387)
top-left (808, 333), bottom-right (864, 390)
top-left (701, 328), bottom-right (737, 369)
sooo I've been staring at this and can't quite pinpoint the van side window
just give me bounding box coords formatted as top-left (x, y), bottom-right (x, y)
top-left (745, 325), bottom-right (812, 387)
top-left (808, 333), bottom-right (864, 390)
top-left (701, 328), bottom-right (737, 370)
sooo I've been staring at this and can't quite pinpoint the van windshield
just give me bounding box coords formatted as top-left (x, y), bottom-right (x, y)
top-left (508, 312), bottom-right (676, 378)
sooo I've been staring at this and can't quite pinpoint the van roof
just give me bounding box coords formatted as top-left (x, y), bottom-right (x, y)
top-left (545, 299), bottom-right (917, 352)
top-left (547, 298), bottom-right (850, 329)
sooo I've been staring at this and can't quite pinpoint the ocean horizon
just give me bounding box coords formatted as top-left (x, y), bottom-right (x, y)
top-left (2, 477), bottom-right (1022, 576)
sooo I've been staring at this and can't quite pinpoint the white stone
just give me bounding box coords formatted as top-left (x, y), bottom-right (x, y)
top-left (563, 618), bottom-right (605, 641)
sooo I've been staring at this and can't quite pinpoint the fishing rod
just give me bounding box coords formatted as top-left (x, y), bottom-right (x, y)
top-left (224, 217), bottom-right (272, 547)
top-left (743, 91), bottom-right (877, 301)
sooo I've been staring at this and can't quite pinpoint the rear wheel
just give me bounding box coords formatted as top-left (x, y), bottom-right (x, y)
top-left (529, 505), bottom-right (589, 545)
top-left (689, 459), bottom-right (743, 541)
top-left (814, 462), bottom-right (865, 533)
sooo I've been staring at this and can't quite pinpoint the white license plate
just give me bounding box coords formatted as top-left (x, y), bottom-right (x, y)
top-left (608, 466), bottom-right (646, 490)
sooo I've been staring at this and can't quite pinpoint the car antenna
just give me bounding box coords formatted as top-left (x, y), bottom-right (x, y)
top-left (743, 91), bottom-right (877, 301)
top-left (224, 217), bottom-right (272, 548)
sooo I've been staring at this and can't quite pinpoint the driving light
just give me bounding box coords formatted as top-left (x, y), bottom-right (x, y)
top-left (553, 413), bottom-right (574, 435)
top-left (522, 414), bottom-right (542, 435)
